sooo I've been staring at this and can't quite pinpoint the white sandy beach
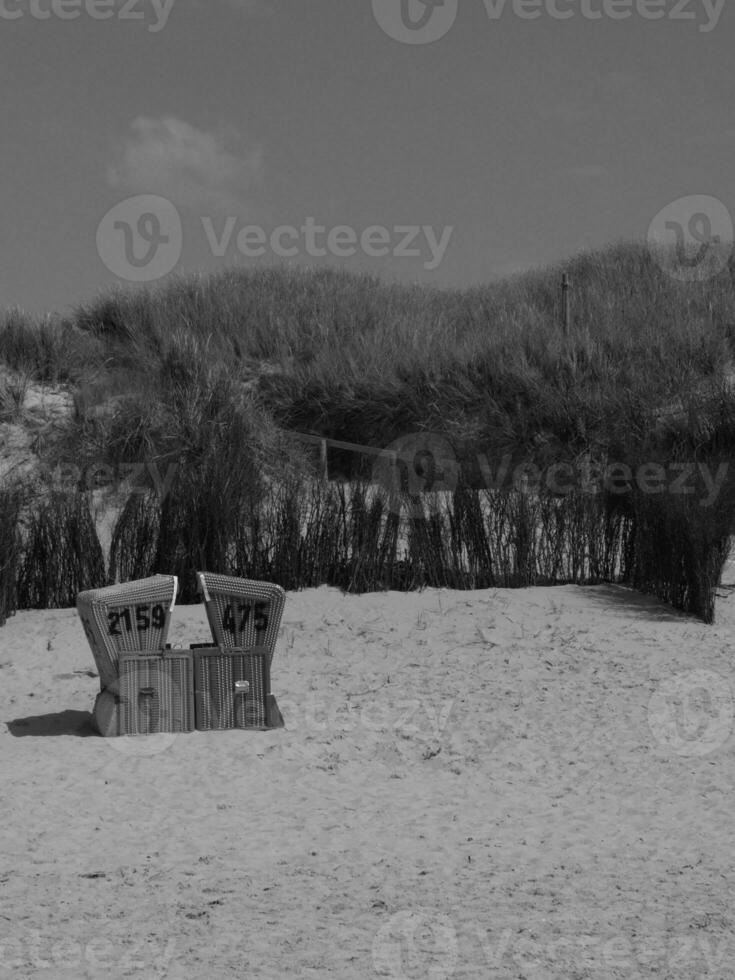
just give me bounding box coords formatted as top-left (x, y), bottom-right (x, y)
top-left (1, 579), bottom-right (735, 979)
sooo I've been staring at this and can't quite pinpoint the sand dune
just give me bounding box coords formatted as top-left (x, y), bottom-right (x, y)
top-left (1, 582), bottom-right (734, 978)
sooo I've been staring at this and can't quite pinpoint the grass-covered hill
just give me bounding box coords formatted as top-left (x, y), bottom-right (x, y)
top-left (2, 241), bottom-right (735, 622)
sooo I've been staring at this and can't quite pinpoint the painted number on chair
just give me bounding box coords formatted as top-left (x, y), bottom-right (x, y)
top-left (108, 603), bottom-right (166, 636)
top-left (222, 601), bottom-right (269, 635)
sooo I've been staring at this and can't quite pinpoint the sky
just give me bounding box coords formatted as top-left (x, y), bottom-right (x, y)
top-left (1, 0), bottom-right (733, 315)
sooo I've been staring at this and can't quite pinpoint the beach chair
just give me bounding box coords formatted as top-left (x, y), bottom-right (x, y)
top-left (76, 575), bottom-right (181, 735)
top-left (118, 647), bottom-right (195, 735)
top-left (195, 572), bottom-right (285, 669)
top-left (91, 647), bottom-right (195, 737)
top-left (76, 575), bottom-right (179, 690)
top-left (192, 644), bottom-right (284, 730)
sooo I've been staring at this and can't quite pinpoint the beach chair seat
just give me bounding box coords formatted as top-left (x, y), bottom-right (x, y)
top-left (76, 575), bottom-right (178, 692)
top-left (118, 648), bottom-right (195, 735)
top-left (192, 645), bottom-right (283, 731)
top-left (196, 573), bottom-right (285, 669)
top-left (92, 648), bottom-right (195, 736)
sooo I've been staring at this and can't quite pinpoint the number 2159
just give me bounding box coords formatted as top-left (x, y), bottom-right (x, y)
top-left (108, 603), bottom-right (165, 636)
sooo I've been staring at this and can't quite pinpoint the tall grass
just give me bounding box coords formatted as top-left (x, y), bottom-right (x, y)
top-left (16, 490), bottom-right (106, 609)
top-left (0, 372), bottom-right (29, 423)
top-left (617, 382), bottom-right (735, 622)
top-left (107, 368), bottom-right (315, 599)
top-left (108, 474), bottom-right (633, 600)
top-left (3, 241), bottom-right (735, 620)
top-left (66, 244), bottom-right (735, 464)
top-left (0, 484), bottom-right (23, 624)
top-left (0, 308), bottom-right (104, 383)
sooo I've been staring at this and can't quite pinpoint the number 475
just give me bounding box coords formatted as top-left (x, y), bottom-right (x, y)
top-left (222, 601), bottom-right (269, 634)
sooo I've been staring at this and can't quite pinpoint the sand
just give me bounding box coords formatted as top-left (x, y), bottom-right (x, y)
top-left (2, 371), bottom-right (735, 977)
top-left (1, 580), bottom-right (735, 979)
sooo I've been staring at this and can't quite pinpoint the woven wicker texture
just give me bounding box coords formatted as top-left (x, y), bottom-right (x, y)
top-left (118, 649), bottom-right (194, 735)
top-left (76, 575), bottom-right (178, 690)
top-left (92, 688), bottom-right (119, 737)
top-left (193, 646), bottom-right (270, 730)
top-left (196, 573), bottom-right (285, 668)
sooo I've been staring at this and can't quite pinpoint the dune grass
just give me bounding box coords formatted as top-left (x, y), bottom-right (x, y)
top-left (67, 243), bottom-right (734, 454)
top-left (0, 484), bottom-right (22, 626)
top-left (0, 307), bottom-right (103, 384)
top-left (15, 489), bottom-right (106, 610)
top-left (2, 240), bottom-right (735, 620)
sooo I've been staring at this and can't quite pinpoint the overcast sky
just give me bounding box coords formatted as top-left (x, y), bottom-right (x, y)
top-left (1, 0), bottom-right (733, 314)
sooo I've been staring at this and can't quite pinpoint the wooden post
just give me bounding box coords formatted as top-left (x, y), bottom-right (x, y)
top-left (561, 273), bottom-right (571, 336)
top-left (319, 438), bottom-right (328, 482)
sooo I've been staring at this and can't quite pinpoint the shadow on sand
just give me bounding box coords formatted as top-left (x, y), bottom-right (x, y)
top-left (574, 582), bottom-right (697, 623)
top-left (7, 709), bottom-right (96, 737)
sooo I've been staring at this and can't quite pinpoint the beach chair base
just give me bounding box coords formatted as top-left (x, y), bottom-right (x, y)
top-left (193, 645), bottom-right (284, 731)
top-left (265, 693), bottom-right (284, 729)
top-left (92, 688), bottom-right (121, 737)
top-left (92, 649), bottom-right (195, 736)
top-left (89, 645), bottom-right (284, 736)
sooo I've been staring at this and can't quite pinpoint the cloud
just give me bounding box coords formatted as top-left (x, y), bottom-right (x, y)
top-left (107, 116), bottom-right (262, 214)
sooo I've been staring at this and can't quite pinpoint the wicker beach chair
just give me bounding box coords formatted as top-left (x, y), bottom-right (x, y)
top-left (76, 575), bottom-right (179, 690)
top-left (192, 645), bottom-right (283, 731)
top-left (92, 647), bottom-right (195, 737)
top-left (195, 572), bottom-right (285, 669)
top-left (76, 575), bottom-right (182, 736)
top-left (118, 647), bottom-right (195, 735)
